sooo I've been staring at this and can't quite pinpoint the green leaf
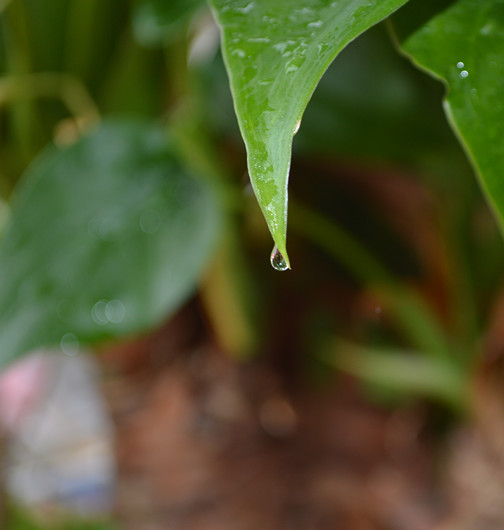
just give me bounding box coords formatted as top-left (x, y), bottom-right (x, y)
top-left (0, 120), bottom-right (220, 368)
top-left (392, 0), bottom-right (504, 237)
top-left (377, 287), bottom-right (453, 359)
top-left (322, 339), bottom-right (466, 410)
top-left (209, 0), bottom-right (411, 266)
top-left (133, 0), bottom-right (204, 46)
top-left (294, 24), bottom-right (464, 174)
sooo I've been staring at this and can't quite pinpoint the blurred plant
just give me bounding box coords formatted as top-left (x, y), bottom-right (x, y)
top-left (5, 501), bottom-right (116, 530)
top-left (0, 0), bottom-right (503, 427)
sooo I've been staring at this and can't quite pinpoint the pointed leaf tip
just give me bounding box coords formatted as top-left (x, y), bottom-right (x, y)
top-left (210, 0), bottom-right (411, 267)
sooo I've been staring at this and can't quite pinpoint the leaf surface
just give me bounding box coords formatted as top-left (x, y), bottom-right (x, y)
top-left (209, 0), bottom-right (411, 265)
top-left (393, 0), bottom-right (504, 235)
top-left (0, 120), bottom-right (220, 367)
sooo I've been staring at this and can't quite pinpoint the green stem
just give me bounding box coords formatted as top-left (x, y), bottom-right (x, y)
top-left (0, 73), bottom-right (100, 130)
top-left (200, 224), bottom-right (260, 359)
top-left (0, 0), bottom-right (12, 14)
top-left (1, 0), bottom-right (34, 156)
top-left (64, 0), bottom-right (101, 80)
top-left (445, 196), bottom-right (479, 359)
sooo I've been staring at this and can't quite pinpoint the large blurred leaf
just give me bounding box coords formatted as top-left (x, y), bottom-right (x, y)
top-left (133, 0), bottom-right (204, 46)
top-left (209, 0), bottom-right (411, 266)
top-left (0, 120), bottom-right (220, 368)
top-left (393, 0), bottom-right (504, 235)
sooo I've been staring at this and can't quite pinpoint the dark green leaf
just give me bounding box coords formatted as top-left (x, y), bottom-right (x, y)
top-left (209, 0), bottom-right (411, 266)
top-left (393, 0), bottom-right (504, 237)
top-left (295, 25), bottom-right (463, 173)
top-left (0, 120), bottom-right (220, 368)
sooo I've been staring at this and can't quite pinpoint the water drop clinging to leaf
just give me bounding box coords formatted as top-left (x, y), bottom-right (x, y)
top-left (270, 245), bottom-right (290, 271)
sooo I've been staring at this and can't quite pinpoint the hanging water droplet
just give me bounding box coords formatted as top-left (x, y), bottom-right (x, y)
top-left (270, 246), bottom-right (289, 271)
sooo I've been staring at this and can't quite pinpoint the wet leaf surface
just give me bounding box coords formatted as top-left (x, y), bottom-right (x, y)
top-left (393, 0), bottom-right (504, 235)
top-left (0, 120), bottom-right (220, 367)
top-left (209, 0), bottom-right (411, 265)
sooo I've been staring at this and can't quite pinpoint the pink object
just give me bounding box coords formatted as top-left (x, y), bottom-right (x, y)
top-left (0, 354), bottom-right (50, 431)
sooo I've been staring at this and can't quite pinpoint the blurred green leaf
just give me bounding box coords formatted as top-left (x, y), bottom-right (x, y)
top-left (322, 339), bottom-right (466, 410)
top-left (0, 120), bottom-right (220, 368)
top-left (209, 0), bottom-right (411, 266)
top-left (393, 0), bottom-right (504, 237)
top-left (133, 0), bottom-right (204, 46)
top-left (378, 287), bottom-right (453, 359)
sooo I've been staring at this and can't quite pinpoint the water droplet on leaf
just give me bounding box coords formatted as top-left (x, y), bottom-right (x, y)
top-left (270, 246), bottom-right (289, 271)
top-left (60, 333), bottom-right (79, 356)
top-left (105, 299), bottom-right (126, 323)
top-left (92, 298), bottom-right (126, 324)
top-left (91, 299), bottom-right (109, 325)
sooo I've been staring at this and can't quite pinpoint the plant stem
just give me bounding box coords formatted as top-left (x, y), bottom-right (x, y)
top-left (1, 0), bottom-right (35, 157)
top-left (0, 73), bottom-right (100, 131)
top-left (0, 0), bottom-right (12, 14)
top-left (64, 0), bottom-right (102, 81)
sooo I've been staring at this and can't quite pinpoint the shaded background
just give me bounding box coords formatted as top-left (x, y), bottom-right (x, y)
top-left (1, 0), bottom-right (504, 528)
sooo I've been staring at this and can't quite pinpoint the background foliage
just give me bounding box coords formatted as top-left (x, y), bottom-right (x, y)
top-left (2, 0), bottom-right (504, 525)
top-left (1, 0), bottom-right (503, 397)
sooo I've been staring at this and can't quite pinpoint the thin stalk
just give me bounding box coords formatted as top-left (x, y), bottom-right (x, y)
top-left (1, 0), bottom-right (35, 157)
top-left (0, 73), bottom-right (100, 131)
top-left (64, 0), bottom-right (102, 80)
top-left (200, 225), bottom-right (259, 359)
top-left (444, 196), bottom-right (480, 359)
top-left (0, 0), bottom-right (11, 14)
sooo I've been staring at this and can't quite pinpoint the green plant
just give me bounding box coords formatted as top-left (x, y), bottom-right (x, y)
top-left (5, 501), bottom-right (116, 530)
top-left (0, 0), bottom-right (503, 411)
